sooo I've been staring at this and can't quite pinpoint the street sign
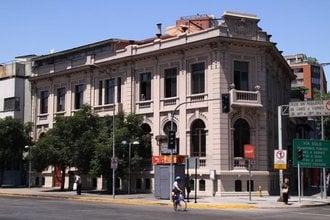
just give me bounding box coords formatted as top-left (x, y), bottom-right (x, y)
top-left (244, 144), bottom-right (255, 159)
top-left (293, 139), bottom-right (330, 168)
top-left (289, 100), bottom-right (330, 117)
top-left (274, 150), bottom-right (287, 169)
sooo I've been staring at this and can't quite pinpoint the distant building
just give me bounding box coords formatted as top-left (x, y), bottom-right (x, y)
top-left (285, 54), bottom-right (327, 99)
top-left (0, 55), bottom-right (35, 186)
top-left (30, 11), bottom-right (294, 195)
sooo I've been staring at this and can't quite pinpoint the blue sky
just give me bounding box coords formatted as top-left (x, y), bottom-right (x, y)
top-left (1, 0), bottom-right (329, 85)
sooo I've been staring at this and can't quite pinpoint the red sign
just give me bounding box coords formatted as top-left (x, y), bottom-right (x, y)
top-left (152, 155), bottom-right (186, 165)
top-left (244, 144), bottom-right (255, 159)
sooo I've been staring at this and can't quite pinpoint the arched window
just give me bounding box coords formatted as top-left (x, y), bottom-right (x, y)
top-left (233, 119), bottom-right (250, 157)
top-left (190, 119), bottom-right (206, 157)
top-left (163, 121), bottom-right (177, 134)
top-left (141, 123), bottom-right (152, 159)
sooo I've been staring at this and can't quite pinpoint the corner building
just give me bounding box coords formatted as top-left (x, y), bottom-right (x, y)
top-left (30, 12), bottom-right (294, 195)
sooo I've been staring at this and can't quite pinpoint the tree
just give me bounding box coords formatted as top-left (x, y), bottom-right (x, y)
top-left (32, 105), bottom-right (100, 190)
top-left (90, 112), bottom-right (152, 191)
top-left (0, 117), bottom-right (32, 186)
top-left (312, 89), bottom-right (330, 139)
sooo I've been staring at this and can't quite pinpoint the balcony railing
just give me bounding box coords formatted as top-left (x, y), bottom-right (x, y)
top-left (229, 89), bottom-right (262, 108)
top-left (234, 157), bottom-right (248, 169)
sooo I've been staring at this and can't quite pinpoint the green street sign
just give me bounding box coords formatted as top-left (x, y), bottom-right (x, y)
top-left (293, 139), bottom-right (330, 168)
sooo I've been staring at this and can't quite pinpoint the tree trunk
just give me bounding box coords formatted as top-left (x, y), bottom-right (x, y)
top-left (60, 167), bottom-right (66, 191)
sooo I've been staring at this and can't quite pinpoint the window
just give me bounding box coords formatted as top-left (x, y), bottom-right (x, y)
top-left (234, 119), bottom-right (250, 157)
top-left (105, 79), bottom-right (115, 104)
top-left (3, 97), bottom-right (20, 111)
top-left (199, 179), bottom-right (206, 191)
top-left (56, 88), bottom-right (66, 112)
top-left (190, 119), bottom-right (206, 157)
top-left (235, 180), bottom-right (242, 192)
top-left (140, 72), bottom-right (151, 101)
top-left (234, 61), bottom-right (249, 90)
top-left (40, 91), bottom-right (49, 114)
top-left (293, 68), bottom-right (303, 73)
top-left (191, 63), bottom-right (205, 94)
top-left (74, 84), bottom-right (84, 109)
top-left (117, 77), bottom-right (121, 103)
top-left (164, 68), bottom-right (177, 98)
top-left (98, 81), bottom-right (103, 105)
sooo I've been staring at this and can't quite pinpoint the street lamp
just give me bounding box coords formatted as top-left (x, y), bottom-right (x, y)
top-left (121, 140), bottom-right (139, 194)
top-left (89, 64), bottom-right (116, 198)
top-left (319, 62), bottom-right (330, 199)
top-left (24, 145), bottom-right (32, 189)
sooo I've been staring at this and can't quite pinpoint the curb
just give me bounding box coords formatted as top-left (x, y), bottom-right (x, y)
top-left (0, 192), bottom-right (256, 209)
top-left (1, 192), bottom-right (328, 209)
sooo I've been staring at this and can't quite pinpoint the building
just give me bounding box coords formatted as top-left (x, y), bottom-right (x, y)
top-left (30, 11), bottom-right (294, 195)
top-left (285, 54), bottom-right (327, 99)
top-left (0, 55), bottom-right (35, 186)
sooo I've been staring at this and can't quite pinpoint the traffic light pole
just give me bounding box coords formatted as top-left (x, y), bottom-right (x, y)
top-left (298, 162), bottom-right (301, 203)
top-left (169, 97), bottom-right (224, 199)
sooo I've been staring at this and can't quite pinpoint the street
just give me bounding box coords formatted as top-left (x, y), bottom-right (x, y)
top-left (0, 196), bottom-right (330, 220)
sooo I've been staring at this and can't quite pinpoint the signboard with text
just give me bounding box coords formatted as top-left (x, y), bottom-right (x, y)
top-left (289, 100), bottom-right (330, 117)
top-left (293, 139), bottom-right (330, 168)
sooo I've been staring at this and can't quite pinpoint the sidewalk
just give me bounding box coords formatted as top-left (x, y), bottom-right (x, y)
top-left (0, 187), bottom-right (329, 209)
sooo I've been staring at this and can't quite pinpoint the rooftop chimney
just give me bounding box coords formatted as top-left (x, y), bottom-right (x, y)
top-left (156, 23), bottom-right (162, 38)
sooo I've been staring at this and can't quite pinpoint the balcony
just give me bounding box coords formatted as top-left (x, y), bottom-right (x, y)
top-left (233, 157), bottom-right (248, 170)
top-left (229, 89), bottom-right (262, 108)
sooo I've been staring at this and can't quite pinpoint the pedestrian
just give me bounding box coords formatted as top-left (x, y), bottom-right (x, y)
top-left (75, 175), bottom-right (82, 195)
top-left (282, 178), bottom-right (289, 204)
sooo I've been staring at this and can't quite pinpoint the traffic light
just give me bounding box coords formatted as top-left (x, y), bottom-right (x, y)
top-left (297, 148), bottom-right (303, 161)
top-left (168, 130), bottom-right (176, 149)
top-left (222, 93), bottom-right (230, 113)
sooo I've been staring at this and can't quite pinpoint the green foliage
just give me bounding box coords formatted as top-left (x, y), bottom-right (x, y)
top-left (0, 117), bottom-right (32, 185)
top-left (311, 89), bottom-right (330, 140)
top-left (33, 105), bottom-right (152, 188)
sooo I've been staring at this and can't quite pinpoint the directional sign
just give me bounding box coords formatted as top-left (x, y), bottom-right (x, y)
top-left (293, 139), bottom-right (330, 168)
top-left (274, 150), bottom-right (287, 169)
top-left (289, 100), bottom-right (330, 117)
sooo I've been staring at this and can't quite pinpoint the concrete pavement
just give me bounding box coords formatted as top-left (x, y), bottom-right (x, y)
top-left (0, 187), bottom-right (329, 209)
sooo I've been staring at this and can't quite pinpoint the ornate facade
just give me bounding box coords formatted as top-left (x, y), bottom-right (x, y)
top-left (30, 12), bottom-right (294, 195)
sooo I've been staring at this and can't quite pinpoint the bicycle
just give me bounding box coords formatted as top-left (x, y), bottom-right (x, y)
top-left (172, 192), bottom-right (187, 211)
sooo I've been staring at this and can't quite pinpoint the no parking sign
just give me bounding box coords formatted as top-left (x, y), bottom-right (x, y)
top-left (274, 150), bottom-right (287, 169)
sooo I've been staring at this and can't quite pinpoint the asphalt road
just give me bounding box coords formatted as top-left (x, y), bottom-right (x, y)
top-left (0, 196), bottom-right (329, 220)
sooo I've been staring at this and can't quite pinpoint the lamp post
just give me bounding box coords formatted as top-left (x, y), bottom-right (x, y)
top-left (169, 97), bottom-right (223, 199)
top-left (320, 62), bottom-right (329, 199)
top-left (24, 145), bottom-right (31, 189)
top-left (121, 140), bottom-right (139, 194)
top-left (89, 64), bottom-right (116, 198)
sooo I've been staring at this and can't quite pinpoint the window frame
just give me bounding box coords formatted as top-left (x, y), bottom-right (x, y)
top-left (40, 91), bottom-right (49, 114)
top-left (56, 87), bottom-right (66, 112)
top-left (164, 67), bottom-right (177, 98)
top-left (191, 62), bottom-right (205, 94)
top-left (139, 72), bottom-right (151, 101)
top-left (74, 84), bottom-right (84, 110)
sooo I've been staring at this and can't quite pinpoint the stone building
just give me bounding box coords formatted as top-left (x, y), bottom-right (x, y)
top-left (30, 12), bottom-right (294, 195)
top-left (0, 55), bottom-right (35, 186)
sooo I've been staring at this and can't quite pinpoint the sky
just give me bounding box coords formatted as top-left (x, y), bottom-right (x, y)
top-left (1, 0), bottom-right (330, 87)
